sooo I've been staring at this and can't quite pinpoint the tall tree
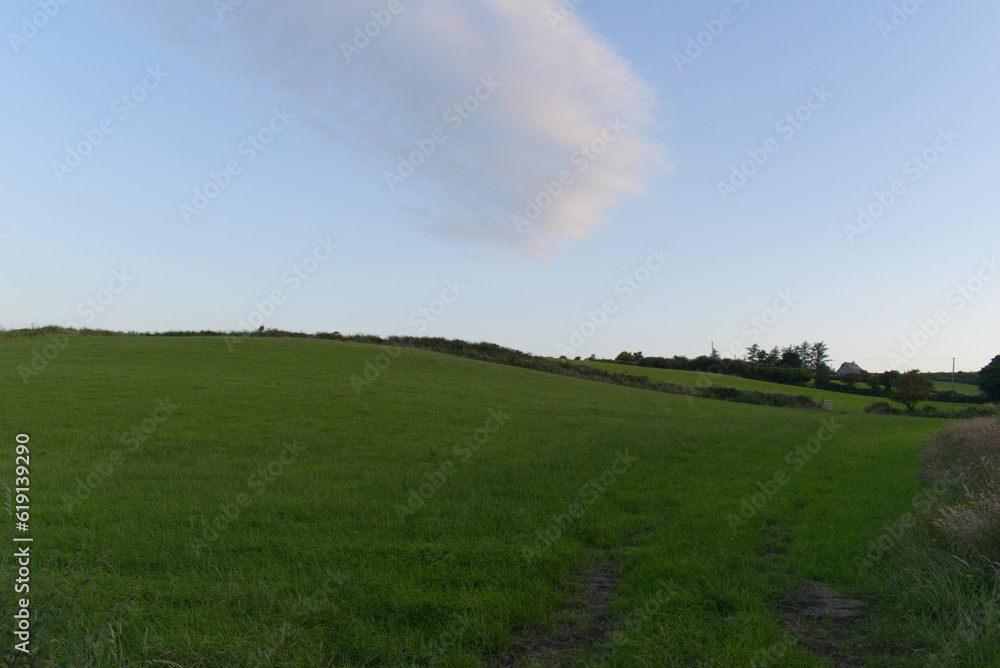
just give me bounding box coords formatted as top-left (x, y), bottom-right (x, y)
top-left (814, 363), bottom-right (833, 389)
top-left (809, 341), bottom-right (830, 370)
top-left (979, 355), bottom-right (1000, 401)
top-left (746, 344), bottom-right (762, 362)
top-left (779, 349), bottom-right (803, 368)
top-left (892, 370), bottom-right (934, 412)
top-left (880, 370), bottom-right (900, 397)
top-left (841, 372), bottom-right (862, 389)
top-left (797, 341), bottom-right (811, 365)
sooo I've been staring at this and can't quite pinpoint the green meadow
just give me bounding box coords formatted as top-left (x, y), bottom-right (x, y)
top-left (932, 380), bottom-right (982, 396)
top-left (0, 335), bottom-right (992, 666)
top-left (581, 361), bottom-right (961, 413)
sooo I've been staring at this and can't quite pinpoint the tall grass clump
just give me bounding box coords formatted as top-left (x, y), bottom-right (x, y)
top-left (0, 530), bottom-right (138, 667)
top-left (922, 417), bottom-right (1000, 561)
top-left (874, 416), bottom-right (1000, 664)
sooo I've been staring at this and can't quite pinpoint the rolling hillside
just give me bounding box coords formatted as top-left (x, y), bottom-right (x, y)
top-left (0, 335), bottom-right (972, 666)
top-left (583, 361), bottom-right (965, 413)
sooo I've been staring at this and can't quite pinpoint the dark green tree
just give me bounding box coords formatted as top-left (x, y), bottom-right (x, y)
top-left (615, 351), bottom-right (633, 362)
top-left (863, 372), bottom-right (880, 393)
top-left (765, 347), bottom-right (780, 366)
top-left (880, 370), bottom-right (900, 397)
top-left (809, 341), bottom-right (830, 370)
top-left (779, 351), bottom-right (803, 368)
top-left (814, 363), bottom-right (833, 389)
top-left (891, 370), bottom-right (934, 412)
top-left (979, 355), bottom-right (1000, 401)
top-left (841, 372), bottom-right (862, 389)
top-left (797, 341), bottom-right (814, 369)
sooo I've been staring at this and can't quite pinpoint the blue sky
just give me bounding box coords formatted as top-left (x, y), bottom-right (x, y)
top-left (2, 0), bottom-right (998, 373)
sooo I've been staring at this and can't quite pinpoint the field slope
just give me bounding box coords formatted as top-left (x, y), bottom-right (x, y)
top-left (0, 335), bottom-right (954, 666)
top-left (582, 361), bottom-right (962, 413)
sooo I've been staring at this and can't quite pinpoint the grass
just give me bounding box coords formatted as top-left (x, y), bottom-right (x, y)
top-left (0, 334), bottom-right (990, 665)
top-left (932, 380), bottom-right (983, 396)
top-left (865, 417), bottom-right (1000, 665)
top-left (584, 361), bottom-right (962, 413)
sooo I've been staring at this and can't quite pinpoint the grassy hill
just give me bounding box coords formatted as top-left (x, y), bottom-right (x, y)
top-left (932, 380), bottom-right (983, 396)
top-left (583, 361), bottom-right (964, 413)
top-left (0, 335), bottom-right (989, 665)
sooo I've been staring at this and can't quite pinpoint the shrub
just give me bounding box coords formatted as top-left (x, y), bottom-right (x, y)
top-left (920, 417), bottom-right (1000, 558)
top-left (866, 402), bottom-right (897, 415)
top-left (980, 355), bottom-right (1000, 402)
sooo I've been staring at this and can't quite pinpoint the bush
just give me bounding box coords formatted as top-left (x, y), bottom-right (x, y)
top-left (635, 356), bottom-right (811, 386)
top-left (929, 390), bottom-right (988, 404)
top-left (980, 355), bottom-right (1000, 402)
top-left (920, 417), bottom-right (1000, 556)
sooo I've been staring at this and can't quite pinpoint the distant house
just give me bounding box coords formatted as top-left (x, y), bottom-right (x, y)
top-left (835, 361), bottom-right (866, 376)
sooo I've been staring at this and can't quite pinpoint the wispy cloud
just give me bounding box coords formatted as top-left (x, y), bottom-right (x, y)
top-left (116, 0), bottom-right (664, 254)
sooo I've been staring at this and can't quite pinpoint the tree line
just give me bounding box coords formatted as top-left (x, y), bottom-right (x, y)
top-left (612, 345), bottom-right (1000, 412)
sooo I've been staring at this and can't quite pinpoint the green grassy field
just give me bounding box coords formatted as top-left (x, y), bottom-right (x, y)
top-left (0, 335), bottom-right (980, 666)
top-left (582, 361), bottom-right (962, 413)
top-left (932, 380), bottom-right (982, 396)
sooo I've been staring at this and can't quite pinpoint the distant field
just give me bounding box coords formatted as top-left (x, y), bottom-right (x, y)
top-left (0, 336), bottom-right (970, 665)
top-left (583, 361), bottom-right (963, 413)
top-left (933, 380), bottom-right (983, 396)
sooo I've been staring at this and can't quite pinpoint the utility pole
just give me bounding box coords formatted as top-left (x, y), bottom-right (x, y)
top-left (952, 357), bottom-right (956, 395)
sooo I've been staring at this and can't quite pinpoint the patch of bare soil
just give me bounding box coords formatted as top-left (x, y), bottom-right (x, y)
top-left (776, 580), bottom-right (892, 668)
top-left (488, 551), bottom-right (620, 667)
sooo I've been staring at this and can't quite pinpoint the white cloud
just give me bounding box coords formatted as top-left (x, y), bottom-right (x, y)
top-left (117, 0), bottom-right (665, 255)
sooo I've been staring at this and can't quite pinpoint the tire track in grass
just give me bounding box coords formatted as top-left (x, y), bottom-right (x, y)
top-left (490, 549), bottom-right (620, 667)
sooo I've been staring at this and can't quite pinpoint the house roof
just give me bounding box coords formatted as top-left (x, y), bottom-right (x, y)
top-left (836, 361), bottom-right (866, 375)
